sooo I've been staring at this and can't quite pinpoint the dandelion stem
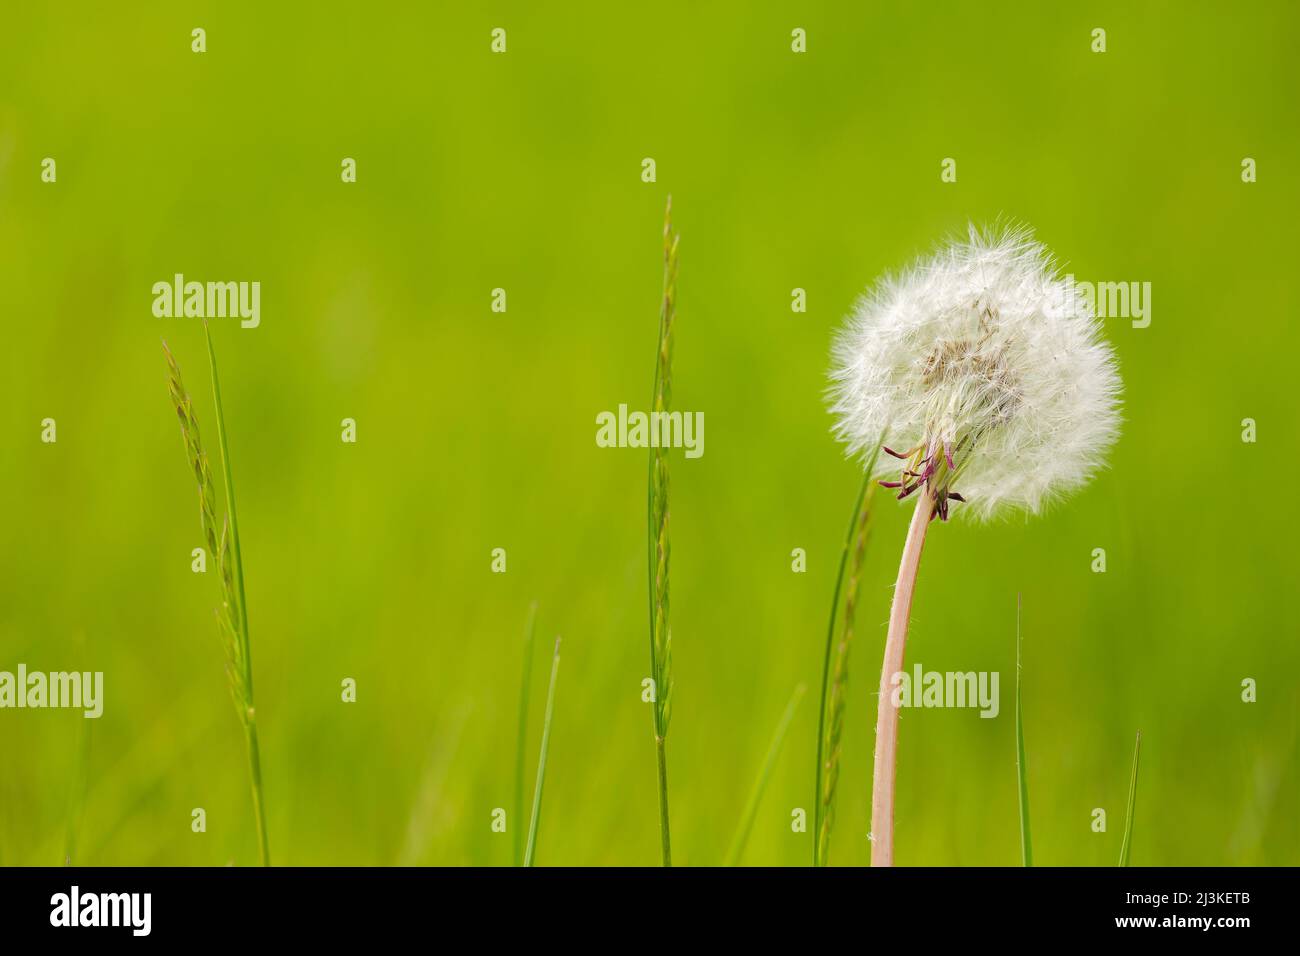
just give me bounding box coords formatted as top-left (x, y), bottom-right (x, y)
top-left (870, 485), bottom-right (935, 866)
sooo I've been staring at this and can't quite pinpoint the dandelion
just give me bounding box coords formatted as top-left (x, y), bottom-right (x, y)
top-left (829, 225), bottom-right (1122, 865)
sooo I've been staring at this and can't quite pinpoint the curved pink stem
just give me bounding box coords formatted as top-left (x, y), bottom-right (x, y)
top-left (871, 486), bottom-right (935, 866)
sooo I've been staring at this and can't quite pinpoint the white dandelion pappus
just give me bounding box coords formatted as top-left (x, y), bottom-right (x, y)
top-left (829, 225), bottom-right (1122, 521)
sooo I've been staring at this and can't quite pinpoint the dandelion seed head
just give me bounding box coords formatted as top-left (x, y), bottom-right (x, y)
top-left (829, 224), bottom-right (1122, 520)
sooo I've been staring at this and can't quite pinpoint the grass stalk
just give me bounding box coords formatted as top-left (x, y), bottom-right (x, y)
top-left (646, 196), bottom-right (679, 866)
top-left (726, 684), bottom-right (805, 866)
top-left (814, 448), bottom-right (881, 866)
top-left (523, 637), bottom-right (561, 867)
top-left (1118, 730), bottom-right (1142, 866)
top-left (513, 602), bottom-right (538, 866)
top-left (163, 327), bottom-right (269, 866)
top-left (1016, 593), bottom-right (1033, 867)
top-left (203, 323), bottom-right (270, 868)
top-left (654, 736), bottom-right (671, 865)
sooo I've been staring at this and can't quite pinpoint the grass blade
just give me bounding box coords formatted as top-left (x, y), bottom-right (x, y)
top-left (523, 637), bottom-right (561, 867)
top-left (814, 443), bottom-right (881, 866)
top-left (203, 322), bottom-right (270, 868)
top-left (513, 602), bottom-right (538, 866)
top-left (397, 703), bottom-right (472, 865)
top-left (646, 196), bottom-right (679, 866)
top-left (63, 715), bottom-right (92, 865)
top-left (1016, 593), bottom-right (1033, 866)
top-left (163, 329), bottom-right (270, 866)
top-left (725, 684), bottom-right (805, 866)
top-left (1118, 730), bottom-right (1142, 866)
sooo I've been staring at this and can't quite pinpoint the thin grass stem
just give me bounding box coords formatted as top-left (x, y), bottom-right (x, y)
top-left (726, 684), bottom-right (805, 866)
top-left (814, 444), bottom-right (881, 866)
top-left (1016, 593), bottom-right (1033, 867)
top-left (203, 322), bottom-right (269, 867)
top-left (523, 637), bottom-right (561, 867)
top-left (646, 196), bottom-right (678, 866)
top-left (1118, 731), bottom-right (1142, 866)
top-left (63, 716), bottom-right (92, 865)
top-left (513, 602), bottom-right (538, 866)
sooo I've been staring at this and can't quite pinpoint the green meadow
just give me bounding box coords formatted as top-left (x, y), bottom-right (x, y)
top-left (0, 1), bottom-right (1296, 866)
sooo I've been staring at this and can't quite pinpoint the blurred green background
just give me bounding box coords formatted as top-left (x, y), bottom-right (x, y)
top-left (1, 1), bottom-right (1296, 867)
